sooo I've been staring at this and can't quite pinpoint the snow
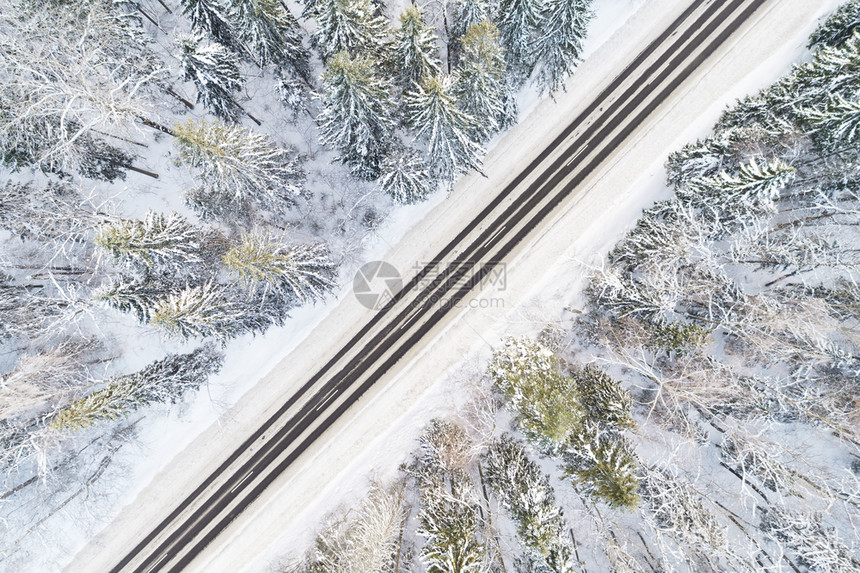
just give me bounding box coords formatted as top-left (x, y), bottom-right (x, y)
top-left (60, 0), bottom-right (846, 571)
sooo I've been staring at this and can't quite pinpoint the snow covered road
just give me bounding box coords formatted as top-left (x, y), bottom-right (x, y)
top-left (66, 0), bottom-right (841, 571)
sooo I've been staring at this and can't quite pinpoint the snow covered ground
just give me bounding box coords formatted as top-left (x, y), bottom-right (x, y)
top-left (63, 0), bottom-right (844, 571)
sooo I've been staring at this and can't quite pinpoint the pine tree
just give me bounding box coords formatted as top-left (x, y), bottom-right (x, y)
top-left (405, 74), bottom-right (484, 183)
top-left (276, 74), bottom-right (310, 118)
top-left (798, 94), bottom-right (860, 151)
top-left (681, 157), bottom-right (796, 221)
top-left (532, 0), bottom-right (591, 94)
top-left (311, 0), bottom-right (390, 62)
top-left (222, 233), bottom-right (337, 304)
top-left (391, 7), bottom-right (441, 93)
top-left (495, 0), bottom-right (543, 81)
top-left (564, 428), bottom-right (640, 510)
top-left (451, 0), bottom-right (491, 54)
top-left (50, 345), bottom-right (224, 431)
top-left (455, 20), bottom-right (507, 142)
top-left (573, 365), bottom-right (634, 430)
top-left (181, 0), bottom-right (238, 49)
top-left (488, 337), bottom-right (583, 451)
top-left (378, 146), bottom-right (435, 203)
top-left (808, 0), bottom-right (860, 49)
top-left (149, 282), bottom-right (245, 340)
top-left (317, 51), bottom-right (396, 179)
top-left (483, 435), bottom-right (574, 573)
top-left (94, 211), bottom-right (205, 271)
top-left (173, 118), bottom-right (304, 217)
top-left (177, 33), bottom-right (245, 122)
top-left (230, 0), bottom-right (310, 78)
top-left (93, 277), bottom-right (162, 322)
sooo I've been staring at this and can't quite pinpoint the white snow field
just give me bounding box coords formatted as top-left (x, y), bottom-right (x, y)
top-left (65, 0), bottom-right (842, 571)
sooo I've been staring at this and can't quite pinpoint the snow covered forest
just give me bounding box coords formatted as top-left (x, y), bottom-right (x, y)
top-left (275, 3), bottom-right (860, 572)
top-left (0, 0), bottom-right (593, 567)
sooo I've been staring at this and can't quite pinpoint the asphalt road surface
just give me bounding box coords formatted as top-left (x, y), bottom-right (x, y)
top-left (112, 0), bottom-right (772, 570)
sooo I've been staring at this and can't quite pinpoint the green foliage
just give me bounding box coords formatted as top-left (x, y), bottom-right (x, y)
top-left (488, 337), bottom-right (583, 450)
top-left (455, 20), bottom-right (508, 141)
top-left (149, 282), bottom-right (243, 340)
top-left (231, 0), bottom-right (309, 76)
top-left (311, 0), bottom-right (390, 62)
top-left (648, 321), bottom-right (711, 356)
top-left (565, 429), bottom-right (640, 510)
top-left (490, 337), bottom-right (640, 508)
top-left (405, 74), bottom-right (484, 183)
top-left (573, 365), bottom-right (635, 430)
top-left (50, 345), bottom-right (223, 431)
top-left (173, 118), bottom-right (303, 218)
top-left (413, 421), bottom-right (487, 573)
top-left (93, 277), bottom-right (162, 322)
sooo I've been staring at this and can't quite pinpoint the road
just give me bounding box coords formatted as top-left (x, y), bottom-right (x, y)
top-left (110, 0), bottom-right (775, 570)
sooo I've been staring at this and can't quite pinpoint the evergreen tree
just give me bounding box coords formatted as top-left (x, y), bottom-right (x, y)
top-left (495, 0), bottom-right (543, 81)
top-left (564, 428), bottom-right (640, 510)
top-left (483, 435), bottom-right (574, 573)
top-left (317, 51), bottom-right (396, 179)
top-left (532, 0), bottom-right (591, 94)
top-left (173, 118), bottom-right (304, 217)
top-left (378, 146), bottom-right (435, 203)
top-left (809, 0), bottom-right (860, 49)
top-left (573, 365), bottom-right (635, 430)
top-left (311, 0), bottom-right (390, 62)
top-left (681, 157), bottom-right (796, 222)
top-left (222, 233), bottom-right (337, 304)
top-left (149, 282), bottom-right (246, 340)
top-left (405, 74), bottom-right (484, 183)
top-left (177, 33), bottom-right (245, 122)
top-left (391, 7), bottom-right (441, 94)
top-left (50, 345), bottom-right (224, 431)
top-left (93, 277), bottom-right (162, 322)
top-left (450, 0), bottom-right (491, 59)
top-left (181, 0), bottom-right (238, 49)
top-left (488, 337), bottom-right (583, 451)
top-left (94, 211), bottom-right (205, 271)
top-left (798, 94), bottom-right (860, 151)
top-left (455, 20), bottom-right (507, 142)
top-left (230, 0), bottom-right (310, 78)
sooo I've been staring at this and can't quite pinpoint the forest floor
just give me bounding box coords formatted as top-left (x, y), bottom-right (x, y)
top-left (66, 0), bottom-right (842, 571)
